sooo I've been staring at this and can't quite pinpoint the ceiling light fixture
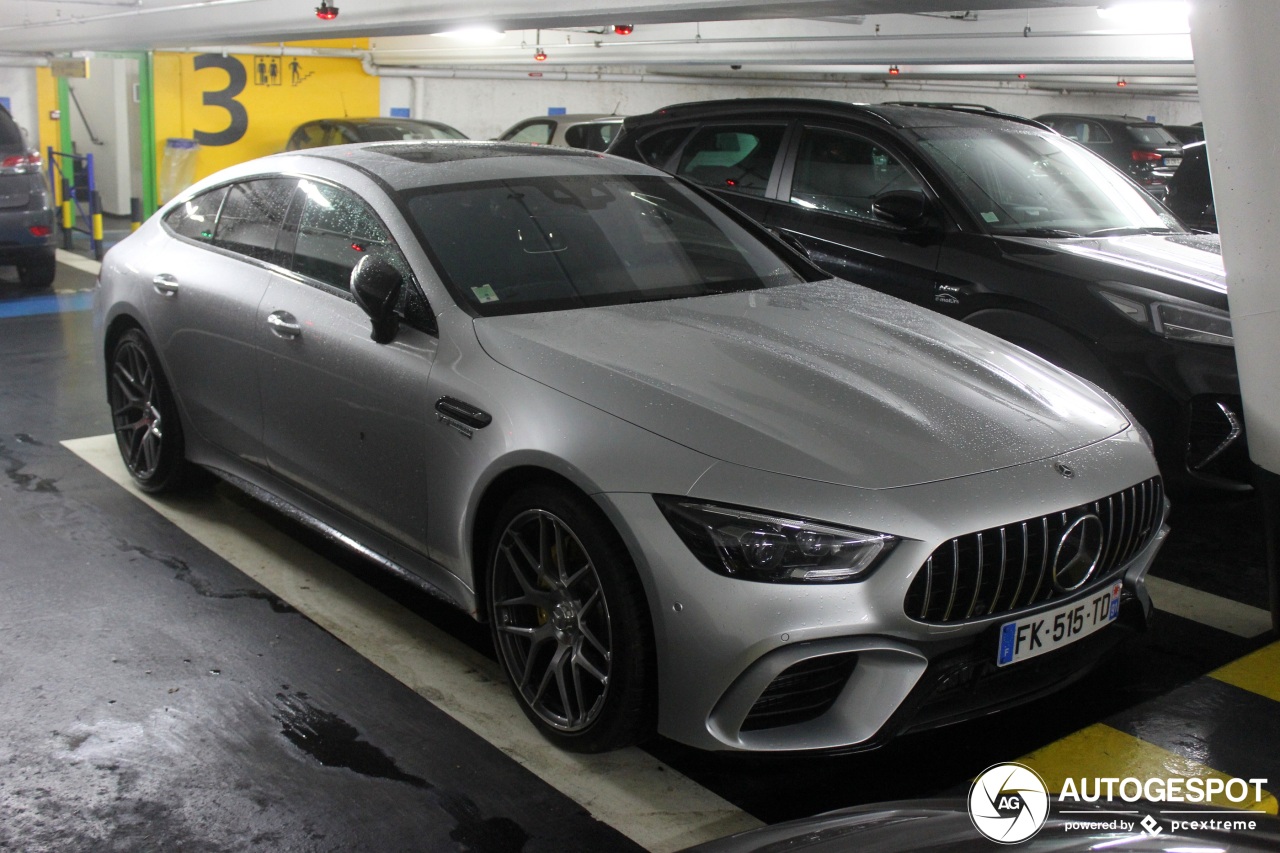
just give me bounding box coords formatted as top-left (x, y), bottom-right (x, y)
top-left (432, 27), bottom-right (505, 44)
top-left (314, 0), bottom-right (338, 20)
top-left (888, 64), bottom-right (900, 76)
top-left (1117, 77), bottom-right (1128, 87)
top-left (613, 24), bottom-right (634, 35)
top-left (534, 47), bottom-right (547, 61)
top-left (1097, 2), bottom-right (1190, 27)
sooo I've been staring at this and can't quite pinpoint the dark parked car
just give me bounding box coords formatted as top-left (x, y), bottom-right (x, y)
top-left (0, 104), bottom-right (56, 290)
top-left (609, 98), bottom-right (1246, 491)
top-left (1164, 123), bottom-right (1206, 144)
top-left (1034, 113), bottom-right (1183, 198)
top-left (1166, 140), bottom-right (1216, 232)
top-left (284, 117), bottom-right (467, 151)
top-left (497, 114), bottom-right (624, 151)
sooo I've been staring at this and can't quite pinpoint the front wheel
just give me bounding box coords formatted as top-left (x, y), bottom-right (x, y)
top-left (107, 328), bottom-right (191, 493)
top-left (486, 486), bottom-right (655, 753)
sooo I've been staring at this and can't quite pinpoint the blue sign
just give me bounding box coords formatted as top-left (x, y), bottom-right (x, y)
top-left (548, 107), bottom-right (567, 116)
top-left (389, 107), bottom-right (410, 118)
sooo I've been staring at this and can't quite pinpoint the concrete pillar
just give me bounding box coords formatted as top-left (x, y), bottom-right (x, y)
top-left (1189, 1), bottom-right (1280, 630)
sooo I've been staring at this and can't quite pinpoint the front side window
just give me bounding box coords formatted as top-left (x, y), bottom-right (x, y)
top-left (633, 127), bottom-right (695, 168)
top-left (790, 127), bottom-right (924, 221)
top-left (212, 178), bottom-right (297, 264)
top-left (674, 125), bottom-right (786, 197)
top-left (916, 126), bottom-right (1182, 237)
top-left (163, 186), bottom-right (227, 241)
top-left (563, 122), bottom-right (618, 152)
top-left (290, 180), bottom-right (400, 290)
top-left (405, 174), bottom-right (808, 316)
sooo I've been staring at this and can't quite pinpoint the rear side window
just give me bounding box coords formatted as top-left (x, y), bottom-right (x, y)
top-left (1127, 125), bottom-right (1180, 146)
top-left (563, 122), bottom-right (618, 151)
top-left (286, 123), bottom-right (326, 151)
top-left (633, 127), bottom-right (694, 168)
top-left (212, 178), bottom-right (298, 264)
top-left (1046, 119), bottom-right (1112, 144)
top-left (675, 125), bottom-right (786, 197)
top-left (503, 121), bottom-right (555, 145)
top-left (163, 186), bottom-right (227, 241)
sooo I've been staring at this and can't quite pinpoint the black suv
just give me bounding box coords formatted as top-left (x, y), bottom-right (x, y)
top-left (0, 104), bottom-right (55, 290)
top-left (1165, 141), bottom-right (1216, 233)
top-left (1034, 113), bottom-right (1183, 199)
top-left (609, 98), bottom-right (1245, 491)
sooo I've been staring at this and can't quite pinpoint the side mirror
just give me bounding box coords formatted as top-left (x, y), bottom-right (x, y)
top-left (350, 255), bottom-right (404, 344)
top-left (872, 190), bottom-right (934, 229)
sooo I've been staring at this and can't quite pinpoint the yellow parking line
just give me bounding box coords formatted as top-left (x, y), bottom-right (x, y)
top-left (64, 434), bottom-right (761, 853)
top-left (1019, 723), bottom-right (1278, 814)
top-left (1210, 641), bottom-right (1280, 703)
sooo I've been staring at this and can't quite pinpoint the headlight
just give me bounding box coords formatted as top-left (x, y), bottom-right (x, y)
top-left (655, 496), bottom-right (897, 583)
top-left (1096, 288), bottom-right (1233, 347)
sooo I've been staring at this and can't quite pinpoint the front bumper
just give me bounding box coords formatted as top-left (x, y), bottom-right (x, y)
top-left (601, 427), bottom-right (1164, 753)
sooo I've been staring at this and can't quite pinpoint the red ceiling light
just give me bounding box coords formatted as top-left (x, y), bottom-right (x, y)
top-left (888, 65), bottom-right (900, 76)
top-left (1018, 73), bottom-right (1027, 79)
top-left (613, 24), bottom-right (634, 35)
top-left (315, 0), bottom-right (338, 20)
top-left (534, 47), bottom-right (547, 61)
top-left (1117, 78), bottom-right (1128, 87)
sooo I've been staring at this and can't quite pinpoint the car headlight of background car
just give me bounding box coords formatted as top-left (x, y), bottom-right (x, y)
top-left (1095, 285), bottom-right (1234, 347)
top-left (655, 497), bottom-right (897, 583)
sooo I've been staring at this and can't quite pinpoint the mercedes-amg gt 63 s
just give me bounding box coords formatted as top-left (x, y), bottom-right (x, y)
top-left (96, 141), bottom-right (1166, 753)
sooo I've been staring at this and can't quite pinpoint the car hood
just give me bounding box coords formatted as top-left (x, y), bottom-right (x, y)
top-left (1000, 233), bottom-right (1226, 294)
top-left (473, 281), bottom-right (1128, 490)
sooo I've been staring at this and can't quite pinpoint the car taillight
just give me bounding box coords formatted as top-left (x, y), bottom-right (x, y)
top-left (29, 225), bottom-right (52, 238)
top-left (1131, 150), bottom-right (1163, 163)
top-left (0, 150), bottom-right (41, 174)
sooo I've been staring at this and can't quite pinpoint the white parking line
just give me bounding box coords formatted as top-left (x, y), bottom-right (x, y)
top-left (56, 250), bottom-right (103, 276)
top-left (1145, 575), bottom-right (1272, 638)
top-left (63, 434), bottom-right (761, 853)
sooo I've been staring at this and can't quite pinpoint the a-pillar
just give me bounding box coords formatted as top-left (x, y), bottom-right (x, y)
top-left (1189, 1), bottom-right (1280, 632)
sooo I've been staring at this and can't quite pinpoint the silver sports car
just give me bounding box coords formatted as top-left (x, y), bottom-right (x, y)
top-left (95, 141), bottom-right (1167, 753)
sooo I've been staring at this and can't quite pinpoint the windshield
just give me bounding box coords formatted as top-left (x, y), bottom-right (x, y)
top-left (915, 126), bottom-right (1183, 238)
top-left (405, 174), bottom-right (806, 315)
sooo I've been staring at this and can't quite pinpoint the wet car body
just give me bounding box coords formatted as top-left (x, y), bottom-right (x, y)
top-left (96, 141), bottom-right (1165, 754)
top-left (608, 99), bottom-right (1244, 491)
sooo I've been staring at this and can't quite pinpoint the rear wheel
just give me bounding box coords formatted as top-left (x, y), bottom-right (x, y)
top-left (17, 253), bottom-right (56, 291)
top-left (487, 485), bottom-right (654, 752)
top-left (107, 328), bottom-right (190, 493)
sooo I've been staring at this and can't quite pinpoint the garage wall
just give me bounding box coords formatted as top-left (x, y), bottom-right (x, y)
top-left (378, 72), bottom-right (1202, 140)
top-left (66, 59), bottom-right (135, 216)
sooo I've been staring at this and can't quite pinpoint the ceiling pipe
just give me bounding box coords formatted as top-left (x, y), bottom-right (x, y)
top-left (0, 54), bottom-right (49, 66)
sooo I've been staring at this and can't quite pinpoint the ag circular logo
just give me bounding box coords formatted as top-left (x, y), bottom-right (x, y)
top-left (969, 762), bottom-right (1050, 844)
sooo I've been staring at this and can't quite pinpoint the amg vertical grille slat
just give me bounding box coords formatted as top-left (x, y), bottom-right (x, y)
top-left (905, 477), bottom-right (1163, 625)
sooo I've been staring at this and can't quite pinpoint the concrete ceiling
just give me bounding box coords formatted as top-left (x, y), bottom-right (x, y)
top-left (0, 0), bottom-right (1197, 95)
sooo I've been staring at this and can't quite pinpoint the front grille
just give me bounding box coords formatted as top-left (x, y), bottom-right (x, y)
top-left (741, 653), bottom-right (859, 732)
top-left (904, 477), bottom-right (1163, 624)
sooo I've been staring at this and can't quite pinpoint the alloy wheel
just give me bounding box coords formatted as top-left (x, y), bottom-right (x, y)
top-left (109, 338), bottom-right (165, 480)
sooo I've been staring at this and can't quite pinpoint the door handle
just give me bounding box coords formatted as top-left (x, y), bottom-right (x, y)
top-left (267, 310), bottom-right (302, 339)
top-left (152, 274), bottom-right (180, 296)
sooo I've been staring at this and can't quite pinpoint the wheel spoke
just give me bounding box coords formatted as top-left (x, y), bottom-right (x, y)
top-left (572, 643), bottom-right (609, 686)
top-left (578, 620), bottom-right (609, 659)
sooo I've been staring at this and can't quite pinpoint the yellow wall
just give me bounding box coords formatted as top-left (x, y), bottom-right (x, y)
top-left (153, 41), bottom-right (378, 199)
top-left (34, 67), bottom-right (60, 163)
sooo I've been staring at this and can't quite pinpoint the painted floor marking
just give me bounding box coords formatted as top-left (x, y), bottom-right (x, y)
top-left (55, 249), bottom-right (103, 275)
top-left (1145, 576), bottom-right (1272, 638)
top-left (64, 434), bottom-right (761, 852)
top-left (1211, 641), bottom-right (1280, 702)
top-left (1019, 722), bottom-right (1278, 814)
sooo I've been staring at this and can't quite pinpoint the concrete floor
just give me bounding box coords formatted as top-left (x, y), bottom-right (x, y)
top-left (1, 255), bottom-right (1278, 851)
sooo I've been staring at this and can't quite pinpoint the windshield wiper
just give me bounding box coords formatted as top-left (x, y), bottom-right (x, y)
top-left (1010, 227), bottom-right (1083, 238)
top-left (1085, 226), bottom-right (1179, 237)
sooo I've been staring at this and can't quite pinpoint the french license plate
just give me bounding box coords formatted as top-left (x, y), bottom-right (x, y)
top-left (997, 582), bottom-right (1122, 667)
top-left (1164, 157), bottom-right (1182, 168)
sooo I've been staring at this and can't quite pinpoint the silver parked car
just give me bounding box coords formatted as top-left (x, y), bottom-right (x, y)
top-left (96, 141), bottom-right (1167, 754)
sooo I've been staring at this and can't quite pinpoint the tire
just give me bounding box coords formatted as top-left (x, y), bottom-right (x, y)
top-left (486, 485), bottom-right (655, 753)
top-left (107, 328), bottom-right (191, 493)
top-left (17, 253), bottom-right (56, 292)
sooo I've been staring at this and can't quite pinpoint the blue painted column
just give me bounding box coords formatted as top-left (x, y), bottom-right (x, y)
top-left (1189, 1), bottom-right (1280, 631)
